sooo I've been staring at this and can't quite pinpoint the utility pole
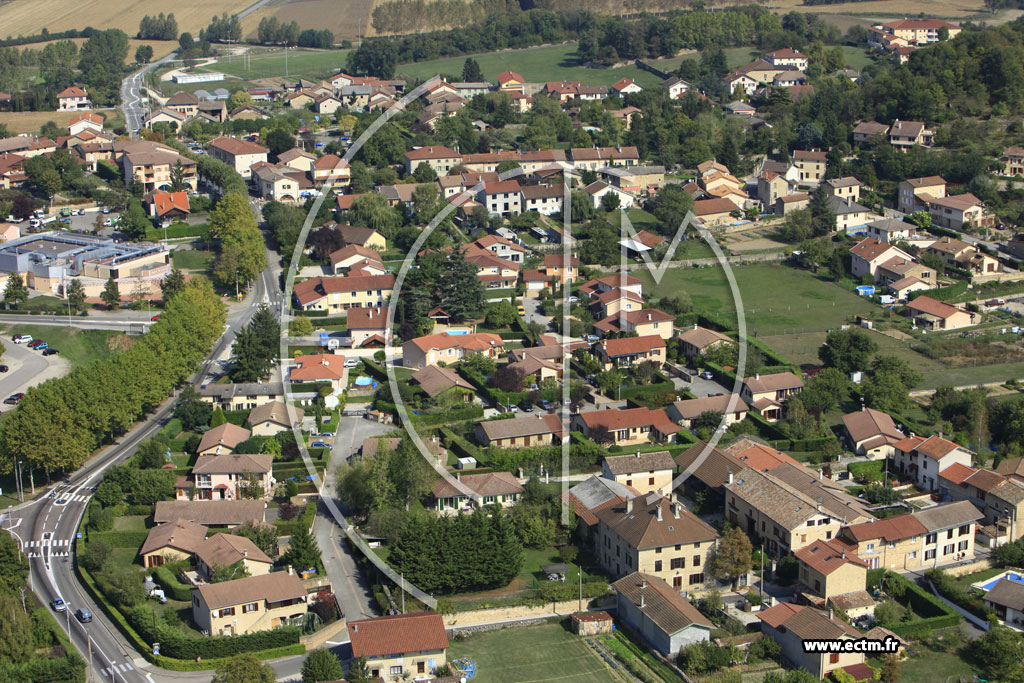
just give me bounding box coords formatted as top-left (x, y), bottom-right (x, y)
top-left (759, 543), bottom-right (764, 602)
top-left (578, 568), bottom-right (583, 612)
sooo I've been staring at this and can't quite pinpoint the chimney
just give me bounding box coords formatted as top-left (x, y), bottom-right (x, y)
top-left (641, 577), bottom-right (647, 589)
top-left (640, 593), bottom-right (646, 609)
top-left (841, 551), bottom-right (846, 560)
top-left (656, 505), bottom-right (663, 522)
top-left (829, 608), bottom-right (834, 621)
top-left (626, 498), bottom-right (633, 514)
top-left (456, 472), bottom-right (461, 481)
top-left (816, 502), bottom-right (822, 513)
top-left (287, 565), bottom-right (294, 575)
top-left (673, 503), bottom-right (680, 519)
top-left (243, 550), bottom-right (248, 558)
top-left (728, 472), bottom-right (734, 485)
top-left (693, 323), bottom-right (698, 330)
top-left (353, 624), bottom-right (358, 632)
top-left (755, 373), bottom-right (760, 380)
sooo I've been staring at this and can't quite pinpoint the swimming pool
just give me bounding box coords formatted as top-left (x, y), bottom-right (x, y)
top-left (974, 570), bottom-right (1024, 592)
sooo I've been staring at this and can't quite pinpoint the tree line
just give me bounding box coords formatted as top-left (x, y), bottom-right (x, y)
top-left (255, 17), bottom-right (336, 48)
top-left (0, 278), bottom-right (226, 476)
top-left (138, 13), bottom-right (178, 41)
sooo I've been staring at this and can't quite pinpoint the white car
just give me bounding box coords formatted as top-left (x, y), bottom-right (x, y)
top-left (344, 359), bottom-right (359, 368)
top-left (12, 335), bottom-right (32, 344)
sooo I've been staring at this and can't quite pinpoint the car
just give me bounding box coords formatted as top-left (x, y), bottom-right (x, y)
top-left (76, 209), bottom-right (85, 216)
top-left (51, 598), bottom-right (66, 612)
top-left (568, 296), bottom-right (578, 303)
top-left (0, 365), bottom-right (8, 373)
top-left (519, 402), bottom-right (534, 412)
top-left (34, 342), bottom-right (48, 350)
top-left (517, 305), bottom-right (526, 315)
top-left (27, 340), bottom-right (43, 348)
top-left (344, 359), bottom-right (359, 368)
top-left (151, 314), bottom-right (161, 321)
top-left (101, 207), bottom-right (110, 214)
top-left (75, 608), bottom-right (92, 623)
top-left (59, 217), bottom-right (71, 225)
top-left (700, 371), bottom-right (714, 380)
top-left (310, 441), bottom-right (330, 448)
top-left (986, 299), bottom-right (1006, 307)
top-left (4, 393), bottom-right (23, 405)
top-left (42, 348), bottom-right (59, 356)
top-left (12, 335), bottom-right (31, 344)
top-left (508, 404), bottom-right (518, 413)
top-left (539, 400), bottom-right (553, 411)
top-left (585, 335), bottom-right (600, 343)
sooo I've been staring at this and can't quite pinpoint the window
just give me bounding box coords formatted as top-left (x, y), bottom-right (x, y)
top-left (673, 576), bottom-right (682, 588)
top-left (390, 666), bottom-right (403, 676)
top-left (958, 540), bottom-right (969, 551)
top-left (675, 545), bottom-right (681, 551)
top-left (826, 531), bottom-right (832, 540)
top-left (693, 555), bottom-right (701, 567)
top-left (959, 524), bottom-right (970, 536)
top-left (242, 602), bottom-right (259, 613)
top-left (925, 549), bottom-right (936, 560)
top-left (815, 580), bottom-right (821, 592)
top-left (689, 573), bottom-right (705, 585)
top-left (830, 654), bottom-right (840, 664)
top-left (867, 543), bottom-right (875, 552)
top-left (926, 533), bottom-right (937, 545)
top-left (671, 557), bottom-right (685, 569)
top-left (944, 543), bottom-right (957, 555)
top-left (947, 529), bottom-right (954, 539)
top-left (655, 560), bottom-right (662, 572)
top-left (418, 662), bottom-right (426, 674)
top-left (649, 477), bottom-right (655, 486)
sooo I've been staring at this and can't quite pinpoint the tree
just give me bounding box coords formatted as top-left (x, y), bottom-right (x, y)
top-left (210, 560), bottom-right (250, 583)
top-left (168, 160), bottom-right (189, 193)
top-left (210, 407), bottom-right (228, 427)
top-left (490, 364), bottom-right (526, 393)
top-left (100, 277), bottom-right (120, 309)
top-left (347, 657), bottom-right (370, 682)
top-left (879, 653), bottom-right (901, 683)
top-left (484, 300), bottom-right (516, 328)
top-left (210, 194), bottom-right (267, 294)
top-left (230, 304), bottom-right (279, 382)
top-left (0, 531), bottom-right (28, 596)
top-left (462, 57), bottom-right (484, 82)
top-left (65, 278), bottom-right (86, 313)
top-left (438, 247), bottom-right (486, 322)
top-left (212, 653), bottom-right (276, 683)
top-left (160, 267), bottom-right (186, 301)
top-left (290, 315), bottom-right (314, 337)
top-left (2, 273), bottom-right (28, 309)
top-left (302, 648), bottom-right (344, 683)
top-left (228, 90), bottom-right (252, 110)
top-left (707, 526), bottom-right (753, 589)
top-left (974, 626), bottom-right (1024, 683)
top-left (173, 386), bottom-right (212, 431)
top-left (120, 197), bottom-right (152, 239)
top-left (136, 438), bottom-right (167, 469)
top-left (265, 128), bottom-right (295, 157)
top-left (412, 161), bottom-right (438, 183)
top-left (601, 191), bottom-right (620, 212)
top-left (0, 594), bottom-right (33, 664)
top-left (135, 44), bottom-right (154, 64)
top-left (233, 521), bottom-right (278, 557)
top-left (283, 525), bottom-right (321, 572)
top-left (818, 328), bottom-right (877, 374)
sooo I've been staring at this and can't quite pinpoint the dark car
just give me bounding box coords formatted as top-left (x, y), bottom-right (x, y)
top-left (4, 393), bottom-right (24, 405)
top-left (539, 399), bottom-right (553, 411)
top-left (42, 348), bottom-right (59, 356)
top-left (310, 441), bottom-right (330, 448)
top-left (75, 608), bottom-right (92, 623)
top-left (0, 365), bottom-right (8, 373)
top-left (519, 401), bottom-right (534, 413)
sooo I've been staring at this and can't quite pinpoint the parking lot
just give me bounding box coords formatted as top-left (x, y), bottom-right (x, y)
top-left (0, 336), bottom-right (70, 412)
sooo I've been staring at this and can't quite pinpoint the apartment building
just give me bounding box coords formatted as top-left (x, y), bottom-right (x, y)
top-left (601, 451), bottom-right (675, 496)
top-left (175, 453), bottom-right (274, 501)
top-left (403, 145), bottom-right (461, 175)
top-left (206, 137), bottom-right (268, 179)
top-left (898, 176), bottom-right (946, 214)
top-left (292, 274), bottom-right (395, 312)
top-left (123, 150), bottom-right (198, 193)
top-left (792, 150), bottom-right (827, 184)
top-left (893, 434), bottom-right (973, 491)
top-left (939, 464), bottom-right (1024, 543)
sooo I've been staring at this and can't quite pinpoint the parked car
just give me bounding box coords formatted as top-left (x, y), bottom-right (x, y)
top-left (76, 209), bottom-right (85, 216)
top-left (42, 348), bottom-right (59, 356)
top-left (151, 314), bottom-right (161, 321)
top-left (986, 299), bottom-right (1006, 307)
top-left (539, 399), bottom-right (553, 411)
top-left (101, 207), bottom-right (110, 214)
top-left (34, 342), bottom-right (48, 350)
top-left (519, 401), bottom-right (534, 413)
top-left (51, 598), bottom-right (66, 612)
top-left (12, 335), bottom-right (31, 344)
top-left (310, 441), bottom-right (330, 448)
top-left (508, 404), bottom-right (518, 413)
top-left (700, 371), bottom-right (714, 380)
top-left (4, 393), bottom-right (24, 405)
top-left (344, 359), bottom-right (359, 368)
top-left (27, 340), bottom-right (43, 348)
top-left (585, 335), bottom-right (600, 343)
top-left (75, 608), bottom-right (92, 623)
top-left (0, 365), bottom-right (8, 373)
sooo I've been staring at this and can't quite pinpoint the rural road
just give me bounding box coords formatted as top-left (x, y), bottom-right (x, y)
top-left (120, 53), bottom-right (177, 134)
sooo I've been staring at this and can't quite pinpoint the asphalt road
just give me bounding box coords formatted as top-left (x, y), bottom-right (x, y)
top-left (121, 54), bottom-right (176, 134)
top-left (0, 337), bottom-right (70, 413)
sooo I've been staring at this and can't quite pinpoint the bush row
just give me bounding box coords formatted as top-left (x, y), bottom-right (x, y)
top-left (151, 565), bottom-right (193, 602)
top-left (881, 571), bottom-right (961, 637)
top-left (128, 606), bottom-right (301, 660)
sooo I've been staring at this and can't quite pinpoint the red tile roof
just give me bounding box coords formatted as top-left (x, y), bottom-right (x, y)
top-left (599, 335), bottom-right (665, 357)
top-left (694, 197), bottom-right (739, 216)
top-left (290, 353), bottom-right (346, 381)
top-left (208, 136), bottom-right (268, 156)
top-left (405, 145), bottom-right (459, 160)
top-left (348, 611), bottom-right (449, 658)
top-left (150, 191), bottom-right (190, 217)
top-left (843, 514), bottom-right (927, 543)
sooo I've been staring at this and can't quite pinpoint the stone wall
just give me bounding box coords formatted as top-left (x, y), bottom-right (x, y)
top-left (444, 596), bottom-right (616, 629)
top-left (943, 557), bottom-right (994, 577)
top-left (300, 618), bottom-right (349, 650)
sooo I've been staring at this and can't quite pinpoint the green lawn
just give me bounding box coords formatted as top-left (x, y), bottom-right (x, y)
top-left (2, 325), bottom-right (116, 367)
top-left (194, 48), bottom-right (351, 82)
top-left (113, 514), bottom-right (149, 532)
top-left (447, 621), bottom-right (621, 683)
top-left (171, 248), bottom-right (214, 273)
top-left (887, 649), bottom-right (976, 683)
top-left (396, 43), bottom-right (668, 89)
top-left (639, 263), bottom-right (876, 336)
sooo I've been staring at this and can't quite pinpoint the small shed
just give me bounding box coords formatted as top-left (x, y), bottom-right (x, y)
top-left (541, 563), bottom-right (570, 581)
top-left (571, 611), bottom-right (613, 636)
top-left (456, 457), bottom-right (478, 470)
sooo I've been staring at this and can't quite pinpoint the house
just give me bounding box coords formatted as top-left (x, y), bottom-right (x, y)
top-left (875, 255), bottom-right (935, 289)
top-left (601, 451), bottom-right (675, 496)
top-left (776, 193), bottom-right (810, 215)
top-left (479, 180), bottom-right (522, 216)
top-left (409, 365), bottom-right (474, 402)
top-left (694, 197), bottom-right (739, 227)
top-left (402, 332), bottom-right (503, 369)
top-left (140, 518), bottom-right (208, 568)
top-left (593, 309), bottom-right (674, 340)
top-left (758, 603), bottom-right (864, 679)
top-left (912, 500), bottom-right (982, 565)
top-left (337, 224), bottom-right (387, 250)
top-left (542, 253), bottom-right (579, 284)
top-left (740, 373), bottom-right (804, 421)
top-left (177, 453), bottom-right (274, 500)
top-left (925, 236), bottom-right (999, 274)
top-left (329, 244), bottom-right (384, 275)
top-left (123, 150), bottom-right (198, 193)
top-left (824, 177), bottom-right (862, 202)
top-left (198, 100), bottom-right (227, 122)
top-left (893, 433), bottom-right (973, 491)
top-left (57, 86), bottom-right (90, 111)
top-left (983, 579), bottom-right (1024, 627)
top-left (677, 326), bottom-right (732, 358)
top-left (595, 335), bottom-right (666, 370)
top-left (192, 570), bottom-right (307, 637)
top-left (939, 466), bottom-right (1024, 543)
top-left (472, 234), bottom-right (528, 263)
top-left (794, 538), bottom-right (868, 600)
top-left (1002, 146), bottom-right (1024, 176)
top-left (153, 500), bottom-right (266, 528)
top-left (865, 218), bottom-right (918, 244)
top-left (849, 238), bottom-right (913, 280)
top-left (311, 153), bottom-right (350, 189)
top-left (853, 121), bottom-right (891, 145)
top-left (578, 274), bottom-right (643, 300)
top-left (520, 184), bottom-right (563, 216)
top-left (898, 176), bottom-right (946, 214)
top-left (793, 150), bottom-right (827, 184)
top-left (497, 70), bottom-right (526, 93)
top-left (431, 471), bottom-right (524, 515)
top-left (601, 166), bottom-right (667, 194)
top-left (144, 190), bottom-right (190, 220)
top-left (292, 274), bottom-right (395, 312)
top-left (165, 91), bottom-right (200, 117)
top-left (346, 306), bottom-right (389, 348)
top-left (612, 573), bottom-right (713, 656)
top-left (927, 194), bottom-right (995, 231)
top-left (248, 401), bottom-right (304, 436)
top-left (724, 467), bottom-right (867, 557)
top-left (404, 146), bottom-right (461, 176)
top-left (840, 502), bottom-right (981, 570)
top-left (288, 353), bottom-right (347, 390)
top-left (724, 72), bottom-right (759, 96)
top-left (596, 492), bottom-right (719, 586)
top-left (765, 48), bottom-right (808, 70)
top-left (0, 152), bottom-right (25, 190)
top-left (278, 148), bottom-right (317, 172)
top-left (887, 276), bottom-right (931, 300)
top-left (889, 120), bottom-right (934, 150)
top-left (285, 90), bottom-right (316, 108)
top-left (668, 395), bottom-right (749, 431)
top-left (758, 165), bottom-right (799, 207)
top-left (724, 101), bottom-right (756, 117)
top-left (672, 441), bottom-right (751, 503)
top-left (562, 476), bottom-right (637, 546)
top-left (475, 413), bottom-right (564, 449)
top-left (876, 19), bottom-right (961, 45)
top-left (348, 612), bottom-right (449, 683)
top-left (905, 295), bottom-right (978, 331)
top-left (196, 423), bottom-right (252, 457)
top-left (207, 137), bottom-right (269, 179)
top-left (996, 458), bottom-right (1024, 484)
top-left (570, 146), bottom-right (640, 171)
top-left (251, 163), bottom-right (302, 203)
top-left (193, 533), bottom-right (273, 580)
top-left (611, 78), bottom-right (644, 96)
top-left (68, 112), bottom-right (103, 137)
top-left (582, 181), bottom-right (635, 210)
top-left (829, 196), bottom-right (872, 232)
top-left (841, 407), bottom-right (904, 459)
top-left (200, 382), bottom-right (285, 411)
top-left (230, 104), bottom-right (271, 120)
top-left (572, 407), bottom-right (681, 446)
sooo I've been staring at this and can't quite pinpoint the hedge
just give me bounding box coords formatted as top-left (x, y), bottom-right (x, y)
top-left (152, 565), bottom-right (193, 602)
top-left (745, 410), bottom-right (839, 452)
top-left (309, 316), bottom-right (347, 328)
top-left (224, 409), bottom-right (249, 426)
top-left (881, 571), bottom-right (961, 637)
top-left (129, 605), bottom-right (301, 660)
top-left (440, 427), bottom-right (484, 462)
top-left (274, 499), bottom-right (317, 537)
top-left (154, 644), bottom-right (306, 672)
top-left (912, 281), bottom-right (969, 302)
top-left (146, 222), bottom-right (210, 241)
top-left (291, 382), bottom-right (332, 394)
top-left (412, 404), bottom-right (484, 426)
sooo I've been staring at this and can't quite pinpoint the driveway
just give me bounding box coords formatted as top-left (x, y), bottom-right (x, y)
top-left (0, 337), bottom-right (71, 413)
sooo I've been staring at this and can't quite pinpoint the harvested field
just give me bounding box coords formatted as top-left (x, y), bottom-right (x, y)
top-left (0, 109), bottom-right (117, 134)
top-left (240, 0), bottom-right (376, 41)
top-left (0, 0), bottom-right (253, 38)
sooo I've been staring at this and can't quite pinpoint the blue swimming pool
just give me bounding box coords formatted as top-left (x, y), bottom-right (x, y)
top-left (981, 572), bottom-right (1024, 591)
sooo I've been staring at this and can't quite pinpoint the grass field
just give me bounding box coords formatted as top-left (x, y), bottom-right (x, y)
top-left (172, 248), bottom-right (214, 273)
top-left (0, 108), bottom-right (119, 134)
top-left (447, 621), bottom-right (621, 683)
top-left (1, 325), bottom-right (117, 367)
top-left (193, 48), bottom-right (351, 82)
top-left (638, 263), bottom-right (876, 336)
top-left (395, 42), bottom-right (669, 89)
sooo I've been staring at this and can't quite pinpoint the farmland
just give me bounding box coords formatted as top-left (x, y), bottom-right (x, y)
top-left (239, 0), bottom-right (375, 42)
top-left (446, 621), bottom-right (621, 683)
top-left (0, 109), bottom-right (117, 134)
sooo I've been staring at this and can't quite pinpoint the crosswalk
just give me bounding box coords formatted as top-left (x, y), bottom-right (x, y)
top-left (25, 538), bottom-right (71, 558)
top-left (26, 539), bottom-right (70, 547)
top-left (99, 662), bottom-right (135, 677)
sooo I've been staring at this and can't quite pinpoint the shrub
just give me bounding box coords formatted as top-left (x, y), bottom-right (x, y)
top-left (152, 565), bottom-right (192, 602)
